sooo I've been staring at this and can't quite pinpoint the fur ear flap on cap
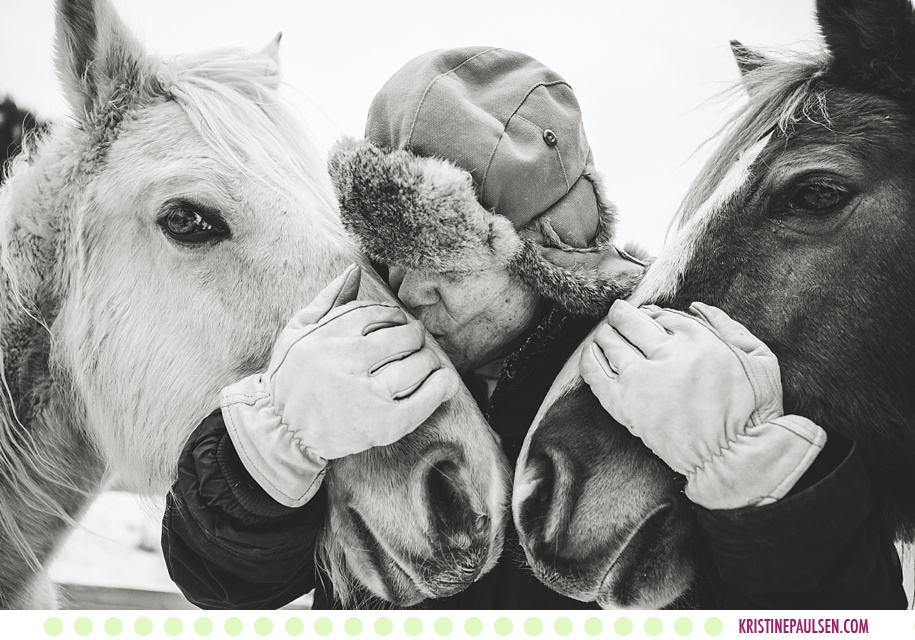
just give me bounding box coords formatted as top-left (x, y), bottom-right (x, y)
top-left (329, 137), bottom-right (649, 317)
top-left (510, 239), bottom-right (645, 317)
top-left (329, 137), bottom-right (523, 273)
top-left (510, 169), bottom-right (645, 316)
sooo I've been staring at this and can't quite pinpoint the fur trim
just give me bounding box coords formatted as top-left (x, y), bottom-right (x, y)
top-left (329, 137), bottom-right (644, 316)
top-left (510, 240), bottom-right (642, 317)
top-left (586, 169), bottom-right (619, 248)
top-left (330, 138), bottom-right (521, 273)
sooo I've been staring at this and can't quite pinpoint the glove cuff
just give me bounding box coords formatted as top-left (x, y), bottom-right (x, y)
top-left (686, 415), bottom-right (827, 510)
top-left (221, 375), bottom-right (327, 508)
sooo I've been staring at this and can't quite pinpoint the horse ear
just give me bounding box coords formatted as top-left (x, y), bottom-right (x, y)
top-left (730, 40), bottom-right (767, 77)
top-left (815, 0), bottom-right (915, 96)
top-left (260, 32), bottom-right (283, 65)
top-left (54, 0), bottom-right (147, 117)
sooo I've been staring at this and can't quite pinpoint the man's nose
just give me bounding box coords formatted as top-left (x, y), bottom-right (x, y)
top-left (397, 270), bottom-right (440, 309)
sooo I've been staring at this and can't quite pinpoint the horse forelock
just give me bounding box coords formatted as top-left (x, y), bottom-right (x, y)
top-left (153, 49), bottom-right (345, 244)
top-left (674, 54), bottom-right (832, 235)
top-left (628, 57), bottom-right (832, 309)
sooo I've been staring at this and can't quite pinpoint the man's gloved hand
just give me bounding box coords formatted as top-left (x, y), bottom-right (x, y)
top-left (580, 299), bottom-right (826, 510)
top-left (222, 264), bottom-right (460, 508)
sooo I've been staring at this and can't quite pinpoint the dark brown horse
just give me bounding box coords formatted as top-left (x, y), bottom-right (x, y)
top-left (514, 0), bottom-right (915, 608)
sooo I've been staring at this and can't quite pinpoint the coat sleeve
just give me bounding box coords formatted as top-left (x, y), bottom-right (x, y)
top-left (695, 432), bottom-right (907, 609)
top-left (161, 410), bottom-right (326, 609)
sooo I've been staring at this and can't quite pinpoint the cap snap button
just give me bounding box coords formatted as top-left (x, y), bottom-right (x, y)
top-left (542, 129), bottom-right (558, 146)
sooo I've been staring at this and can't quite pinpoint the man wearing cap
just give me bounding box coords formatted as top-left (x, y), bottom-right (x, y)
top-left (162, 46), bottom-right (645, 609)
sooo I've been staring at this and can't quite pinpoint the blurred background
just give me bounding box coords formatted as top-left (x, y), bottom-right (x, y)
top-left (0, 0), bottom-right (818, 608)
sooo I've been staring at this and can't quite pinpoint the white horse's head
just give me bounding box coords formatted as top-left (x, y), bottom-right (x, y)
top-left (51, 2), bottom-right (348, 494)
top-left (0, 0), bottom-right (509, 607)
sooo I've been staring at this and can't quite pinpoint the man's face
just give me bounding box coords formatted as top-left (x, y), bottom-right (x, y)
top-left (388, 265), bottom-right (541, 373)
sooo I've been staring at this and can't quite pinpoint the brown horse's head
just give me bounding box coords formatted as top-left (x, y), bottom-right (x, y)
top-left (515, 0), bottom-right (915, 607)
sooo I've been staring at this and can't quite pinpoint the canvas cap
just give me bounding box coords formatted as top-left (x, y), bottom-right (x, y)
top-left (365, 46), bottom-right (601, 248)
top-left (331, 47), bottom-right (646, 316)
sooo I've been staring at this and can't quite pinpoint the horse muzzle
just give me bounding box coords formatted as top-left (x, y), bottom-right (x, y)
top-left (325, 440), bottom-right (509, 606)
top-left (513, 377), bottom-right (695, 608)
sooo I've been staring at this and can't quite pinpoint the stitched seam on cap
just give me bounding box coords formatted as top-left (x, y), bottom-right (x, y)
top-left (481, 128), bottom-right (504, 200)
top-left (554, 141), bottom-right (571, 191)
top-left (514, 112), bottom-right (573, 191)
top-left (513, 113), bottom-right (543, 133)
top-left (407, 47), bottom-right (501, 150)
top-left (507, 83), bottom-right (575, 191)
top-left (507, 80), bottom-right (572, 124)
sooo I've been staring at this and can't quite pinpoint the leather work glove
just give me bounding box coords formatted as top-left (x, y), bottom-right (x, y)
top-left (580, 299), bottom-right (826, 510)
top-left (222, 264), bottom-right (460, 508)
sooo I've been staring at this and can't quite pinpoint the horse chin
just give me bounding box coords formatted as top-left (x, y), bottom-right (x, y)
top-left (320, 396), bottom-right (511, 607)
top-left (593, 501), bottom-right (695, 609)
top-left (331, 504), bottom-right (504, 607)
top-left (523, 499), bottom-right (694, 610)
top-left (338, 540), bottom-right (429, 607)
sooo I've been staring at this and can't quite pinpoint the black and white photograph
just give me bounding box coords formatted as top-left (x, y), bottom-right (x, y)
top-left (1, 0), bottom-right (914, 629)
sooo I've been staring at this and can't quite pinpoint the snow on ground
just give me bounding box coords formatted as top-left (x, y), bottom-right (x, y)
top-left (48, 491), bottom-right (179, 594)
top-left (48, 490), bottom-right (312, 609)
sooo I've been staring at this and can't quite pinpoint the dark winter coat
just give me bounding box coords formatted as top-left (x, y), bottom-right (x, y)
top-left (162, 305), bottom-right (906, 610)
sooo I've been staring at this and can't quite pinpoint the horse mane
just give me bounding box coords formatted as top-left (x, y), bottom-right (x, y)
top-left (0, 124), bottom-right (91, 590)
top-left (153, 48), bottom-right (346, 244)
top-left (673, 50), bottom-right (831, 235)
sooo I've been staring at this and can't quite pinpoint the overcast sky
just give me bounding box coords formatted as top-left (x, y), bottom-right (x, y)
top-left (0, 0), bottom-right (819, 251)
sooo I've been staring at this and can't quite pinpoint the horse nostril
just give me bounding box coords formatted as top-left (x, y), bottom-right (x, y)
top-left (518, 444), bottom-right (580, 557)
top-left (425, 460), bottom-right (476, 546)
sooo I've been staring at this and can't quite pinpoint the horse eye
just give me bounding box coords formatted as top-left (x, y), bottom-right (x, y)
top-left (159, 202), bottom-right (230, 244)
top-left (786, 182), bottom-right (849, 214)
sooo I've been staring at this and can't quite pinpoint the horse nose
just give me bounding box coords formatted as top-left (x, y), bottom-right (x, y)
top-left (416, 444), bottom-right (494, 594)
top-left (515, 442), bottom-right (580, 557)
top-left (424, 458), bottom-right (479, 547)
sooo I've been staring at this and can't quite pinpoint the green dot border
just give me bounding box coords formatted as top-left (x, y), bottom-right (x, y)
top-left (35, 613), bottom-right (732, 638)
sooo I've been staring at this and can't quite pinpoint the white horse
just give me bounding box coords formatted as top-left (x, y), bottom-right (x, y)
top-left (0, 0), bottom-right (509, 608)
